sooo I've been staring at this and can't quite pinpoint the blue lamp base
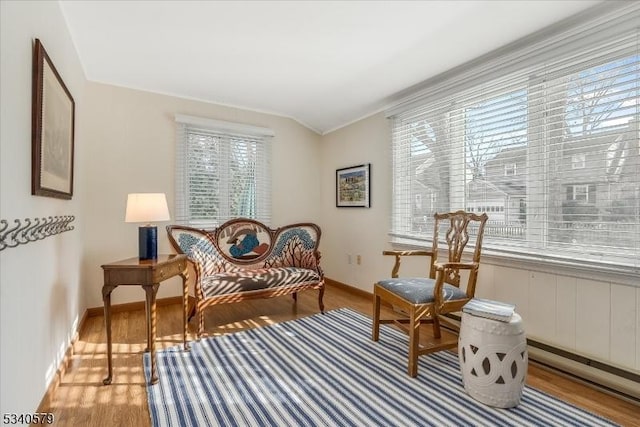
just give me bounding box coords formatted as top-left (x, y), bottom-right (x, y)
top-left (138, 225), bottom-right (158, 260)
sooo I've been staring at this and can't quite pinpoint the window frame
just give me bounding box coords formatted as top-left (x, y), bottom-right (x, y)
top-left (504, 163), bottom-right (517, 176)
top-left (385, 3), bottom-right (640, 279)
top-left (571, 184), bottom-right (590, 202)
top-left (571, 153), bottom-right (586, 169)
top-left (174, 114), bottom-right (273, 228)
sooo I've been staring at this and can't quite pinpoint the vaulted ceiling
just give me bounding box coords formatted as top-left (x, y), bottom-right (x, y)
top-left (60, 1), bottom-right (599, 134)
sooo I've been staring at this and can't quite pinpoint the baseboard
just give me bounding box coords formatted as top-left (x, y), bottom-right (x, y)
top-left (86, 295), bottom-right (195, 317)
top-left (36, 309), bottom-right (88, 413)
top-left (37, 295), bottom-right (195, 412)
top-left (528, 346), bottom-right (640, 404)
top-left (325, 277), bottom-right (374, 300)
top-left (444, 313), bottom-right (640, 404)
top-left (326, 279), bottom-right (639, 404)
top-left (38, 284), bottom-right (640, 409)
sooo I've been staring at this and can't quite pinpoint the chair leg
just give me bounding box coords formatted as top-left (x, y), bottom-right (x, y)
top-left (372, 293), bottom-right (381, 342)
top-left (432, 313), bottom-right (442, 339)
top-left (408, 308), bottom-right (420, 377)
top-left (198, 306), bottom-right (205, 340)
top-left (318, 286), bottom-right (325, 314)
top-left (187, 303), bottom-right (196, 322)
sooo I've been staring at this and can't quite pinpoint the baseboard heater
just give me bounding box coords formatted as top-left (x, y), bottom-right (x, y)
top-left (441, 314), bottom-right (640, 404)
top-left (526, 340), bottom-right (640, 404)
top-left (339, 281), bottom-right (640, 405)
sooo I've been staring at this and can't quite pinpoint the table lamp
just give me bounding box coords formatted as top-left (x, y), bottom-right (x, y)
top-left (125, 193), bottom-right (170, 260)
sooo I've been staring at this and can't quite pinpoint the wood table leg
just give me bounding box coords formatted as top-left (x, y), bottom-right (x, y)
top-left (102, 285), bottom-right (117, 385)
top-left (100, 255), bottom-right (188, 386)
top-left (180, 270), bottom-right (190, 351)
top-left (144, 295), bottom-right (150, 352)
top-left (144, 283), bottom-right (160, 385)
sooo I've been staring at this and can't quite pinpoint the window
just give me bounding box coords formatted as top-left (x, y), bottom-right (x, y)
top-left (175, 115), bottom-right (273, 227)
top-left (504, 163), bottom-right (517, 176)
top-left (571, 154), bottom-right (586, 169)
top-left (387, 7), bottom-right (639, 272)
top-left (570, 185), bottom-right (591, 202)
top-left (414, 194), bottom-right (422, 209)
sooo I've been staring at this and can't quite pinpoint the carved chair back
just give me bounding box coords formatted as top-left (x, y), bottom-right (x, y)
top-left (430, 211), bottom-right (488, 288)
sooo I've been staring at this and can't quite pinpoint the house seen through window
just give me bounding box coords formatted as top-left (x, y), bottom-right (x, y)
top-left (390, 34), bottom-right (639, 270)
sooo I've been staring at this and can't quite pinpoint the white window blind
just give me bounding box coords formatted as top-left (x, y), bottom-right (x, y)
top-left (388, 5), bottom-right (640, 273)
top-left (175, 115), bottom-right (272, 228)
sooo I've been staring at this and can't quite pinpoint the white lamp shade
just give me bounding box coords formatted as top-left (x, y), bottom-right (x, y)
top-left (125, 193), bottom-right (170, 223)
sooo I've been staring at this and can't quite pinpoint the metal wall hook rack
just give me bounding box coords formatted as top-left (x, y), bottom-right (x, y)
top-left (0, 215), bottom-right (75, 251)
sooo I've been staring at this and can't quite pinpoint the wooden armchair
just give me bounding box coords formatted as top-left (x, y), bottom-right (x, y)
top-left (372, 210), bottom-right (488, 377)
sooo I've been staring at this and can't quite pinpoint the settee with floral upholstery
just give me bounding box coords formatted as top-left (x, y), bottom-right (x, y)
top-left (167, 218), bottom-right (324, 337)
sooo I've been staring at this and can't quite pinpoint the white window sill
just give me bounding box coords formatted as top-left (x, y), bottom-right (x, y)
top-left (391, 236), bottom-right (639, 287)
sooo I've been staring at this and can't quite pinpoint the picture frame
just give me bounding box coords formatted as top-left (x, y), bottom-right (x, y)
top-left (336, 163), bottom-right (371, 208)
top-left (32, 38), bottom-right (75, 199)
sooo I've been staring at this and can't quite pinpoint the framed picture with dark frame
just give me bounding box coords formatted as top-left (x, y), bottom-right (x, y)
top-left (336, 163), bottom-right (371, 208)
top-left (32, 38), bottom-right (75, 199)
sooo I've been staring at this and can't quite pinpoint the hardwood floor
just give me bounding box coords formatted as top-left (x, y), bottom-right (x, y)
top-left (39, 283), bottom-right (639, 426)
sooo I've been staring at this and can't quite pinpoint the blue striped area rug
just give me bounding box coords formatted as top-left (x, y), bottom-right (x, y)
top-left (144, 308), bottom-right (617, 427)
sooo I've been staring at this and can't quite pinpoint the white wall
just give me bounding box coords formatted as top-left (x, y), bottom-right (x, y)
top-left (0, 3), bottom-right (322, 413)
top-left (475, 264), bottom-right (640, 373)
top-left (319, 113), bottom-right (396, 287)
top-left (319, 113), bottom-right (640, 374)
top-left (0, 1), bottom-right (86, 416)
top-left (80, 82), bottom-right (322, 308)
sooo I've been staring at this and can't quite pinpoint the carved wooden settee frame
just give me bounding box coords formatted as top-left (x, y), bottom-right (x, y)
top-left (167, 218), bottom-right (325, 337)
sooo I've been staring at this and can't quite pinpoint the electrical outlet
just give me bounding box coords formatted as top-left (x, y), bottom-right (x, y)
top-left (357, 255), bottom-right (362, 265)
top-left (348, 254), bottom-right (352, 264)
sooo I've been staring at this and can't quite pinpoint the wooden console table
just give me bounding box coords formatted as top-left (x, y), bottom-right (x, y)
top-left (101, 254), bottom-right (189, 385)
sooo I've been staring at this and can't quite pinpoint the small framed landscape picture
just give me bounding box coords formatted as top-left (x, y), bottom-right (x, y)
top-left (336, 163), bottom-right (371, 208)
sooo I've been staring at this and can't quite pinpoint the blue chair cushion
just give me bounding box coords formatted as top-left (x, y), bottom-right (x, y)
top-left (376, 278), bottom-right (467, 304)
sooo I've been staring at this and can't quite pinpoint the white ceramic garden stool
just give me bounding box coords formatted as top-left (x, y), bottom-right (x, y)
top-left (458, 311), bottom-right (528, 408)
